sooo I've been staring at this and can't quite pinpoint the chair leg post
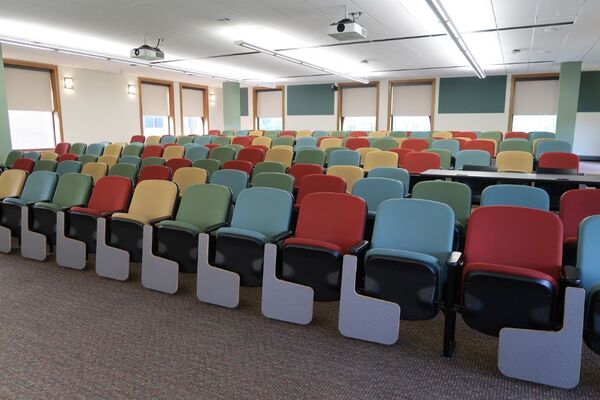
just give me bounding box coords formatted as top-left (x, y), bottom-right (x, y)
top-left (442, 308), bottom-right (457, 358)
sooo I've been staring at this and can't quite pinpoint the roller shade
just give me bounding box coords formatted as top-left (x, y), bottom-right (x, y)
top-left (182, 88), bottom-right (205, 117)
top-left (392, 84), bottom-right (432, 116)
top-left (342, 86), bottom-right (377, 117)
top-left (257, 90), bottom-right (282, 117)
top-left (141, 83), bottom-right (169, 115)
top-left (5, 67), bottom-right (53, 111)
top-left (513, 79), bottom-right (559, 115)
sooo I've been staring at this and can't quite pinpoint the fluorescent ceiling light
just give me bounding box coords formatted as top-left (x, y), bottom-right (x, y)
top-left (236, 40), bottom-right (370, 84)
top-left (425, 0), bottom-right (486, 79)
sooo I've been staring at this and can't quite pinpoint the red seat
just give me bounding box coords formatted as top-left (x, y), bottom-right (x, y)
top-left (280, 130), bottom-right (296, 137)
top-left (138, 165), bottom-right (172, 182)
top-left (247, 145), bottom-right (269, 154)
top-left (281, 192), bottom-right (366, 301)
top-left (453, 137), bottom-right (471, 150)
top-left (165, 158), bottom-right (192, 174)
top-left (345, 138), bottom-right (370, 151)
top-left (389, 148), bottom-right (414, 167)
top-left (404, 152), bottom-right (440, 174)
top-left (223, 160), bottom-right (253, 176)
top-left (70, 176), bottom-right (132, 217)
top-left (560, 189), bottom-right (600, 245)
top-left (204, 144), bottom-right (220, 152)
top-left (130, 135), bottom-right (145, 144)
top-left (208, 130), bottom-right (221, 136)
top-left (54, 142), bottom-right (71, 155)
top-left (141, 145), bottom-right (164, 159)
top-left (237, 148), bottom-right (265, 165)
top-left (12, 158), bottom-right (34, 173)
top-left (452, 132), bottom-right (477, 140)
top-left (288, 164), bottom-right (323, 189)
top-left (463, 139), bottom-right (496, 158)
top-left (349, 131), bottom-right (368, 138)
top-left (505, 131), bottom-right (528, 140)
top-left (401, 138), bottom-right (429, 152)
top-left (538, 152), bottom-right (579, 173)
top-left (295, 175), bottom-right (346, 207)
top-left (58, 153), bottom-right (78, 162)
top-left (232, 136), bottom-right (254, 148)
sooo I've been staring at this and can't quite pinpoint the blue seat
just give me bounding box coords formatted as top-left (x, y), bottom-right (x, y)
top-left (579, 215), bottom-right (600, 354)
top-left (183, 143), bottom-right (200, 150)
top-left (185, 146), bottom-right (209, 162)
top-left (56, 160), bottom-right (82, 176)
top-left (352, 178), bottom-right (405, 218)
top-left (236, 130), bottom-right (249, 136)
top-left (215, 187), bottom-right (293, 286)
top-left (480, 184), bottom-right (549, 211)
top-left (328, 150), bottom-right (360, 167)
top-left (364, 198), bottom-right (455, 320)
top-left (312, 131), bottom-right (329, 139)
top-left (194, 136), bottom-right (213, 146)
top-left (410, 131), bottom-right (431, 138)
top-left (209, 169), bottom-right (248, 201)
top-left (85, 143), bottom-right (106, 157)
top-left (431, 139), bottom-right (460, 156)
top-left (160, 135), bottom-right (177, 144)
top-left (535, 140), bottom-right (572, 159)
top-left (118, 156), bottom-right (141, 168)
top-left (529, 131), bottom-right (555, 142)
top-left (454, 150), bottom-right (491, 170)
top-left (294, 137), bottom-right (317, 150)
top-left (24, 151), bottom-right (41, 161)
top-left (367, 167), bottom-right (410, 196)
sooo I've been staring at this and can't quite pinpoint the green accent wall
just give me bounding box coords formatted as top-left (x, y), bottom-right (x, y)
top-left (438, 75), bottom-right (507, 113)
top-left (287, 84), bottom-right (334, 115)
top-left (0, 45), bottom-right (12, 162)
top-left (577, 71), bottom-right (600, 112)
top-left (556, 62), bottom-right (582, 145)
top-left (223, 82), bottom-right (241, 130)
top-left (240, 87), bottom-right (249, 116)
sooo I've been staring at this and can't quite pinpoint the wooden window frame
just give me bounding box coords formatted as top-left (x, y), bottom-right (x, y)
top-left (507, 73), bottom-right (560, 131)
top-left (138, 77), bottom-right (175, 136)
top-left (387, 79), bottom-right (436, 131)
top-left (179, 82), bottom-right (209, 135)
top-left (252, 86), bottom-right (285, 130)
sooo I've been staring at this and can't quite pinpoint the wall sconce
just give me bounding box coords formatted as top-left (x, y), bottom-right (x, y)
top-left (63, 77), bottom-right (74, 90)
top-left (209, 93), bottom-right (216, 105)
top-left (127, 84), bottom-right (136, 95)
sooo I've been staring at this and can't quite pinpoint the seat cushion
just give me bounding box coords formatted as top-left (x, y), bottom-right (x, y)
top-left (3, 197), bottom-right (26, 206)
top-left (217, 227), bottom-right (267, 243)
top-left (69, 206), bottom-right (103, 217)
top-left (157, 219), bottom-right (201, 234)
top-left (284, 237), bottom-right (342, 254)
top-left (366, 248), bottom-right (441, 271)
top-left (463, 262), bottom-right (558, 289)
top-left (111, 212), bottom-right (149, 225)
top-left (33, 202), bottom-right (62, 212)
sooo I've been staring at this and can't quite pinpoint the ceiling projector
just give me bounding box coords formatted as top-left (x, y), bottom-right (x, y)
top-left (328, 11), bottom-right (367, 41)
top-left (130, 39), bottom-right (164, 61)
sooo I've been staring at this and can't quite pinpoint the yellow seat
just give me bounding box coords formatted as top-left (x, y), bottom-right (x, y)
top-left (163, 145), bottom-right (185, 161)
top-left (103, 143), bottom-right (123, 157)
top-left (369, 131), bottom-right (389, 138)
top-left (81, 162), bottom-right (109, 184)
top-left (496, 151), bottom-right (534, 173)
top-left (265, 147), bottom-right (293, 168)
top-left (363, 151), bottom-right (399, 172)
top-left (0, 169), bottom-right (27, 200)
top-left (326, 165), bottom-right (364, 192)
top-left (271, 145), bottom-right (294, 152)
top-left (356, 147), bottom-right (381, 165)
top-left (296, 130), bottom-right (312, 138)
top-left (319, 138), bottom-right (343, 150)
top-left (432, 131), bottom-right (453, 139)
top-left (249, 130), bottom-right (264, 137)
top-left (172, 167), bottom-right (207, 196)
top-left (112, 180), bottom-right (178, 225)
top-left (97, 155), bottom-right (118, 167)
top-left (40, 152), bottom-right (58, 161)
top-left (145, 135), bottom-right (161, 145)
top-left (252, 136), bottom-right (272, 148)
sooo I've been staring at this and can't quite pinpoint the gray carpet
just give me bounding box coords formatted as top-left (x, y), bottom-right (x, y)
top-left (0, 252), bottom-right (598, 400)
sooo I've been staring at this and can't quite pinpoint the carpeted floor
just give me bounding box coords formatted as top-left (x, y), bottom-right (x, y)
top-left (0, 252), bottom-right (598, 399)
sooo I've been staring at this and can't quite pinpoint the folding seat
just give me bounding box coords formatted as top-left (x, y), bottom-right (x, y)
top-left (252, 137), bottom-right (272, 148)
top-left (203, 143), bottom-right (219, 152)
top-left (194, 135), bottom-right (213, 146)
top-left (232, 136), bottom-right (253, 148)
top-left (328, 149), bottom-right (360, 167)
top-left (130, 135), bottom-right (145, 143)
top-left (312, 130), bottom-right (329, 139)
top-left (118, 155), bottom-right (141, 168)
top-left (355, 147), bottom-right (380, 165)
top-left (184, 145), bottom-right (209, 162)
top-left (344, 137), bottom-right (369, 151)
top-left (122, 143), bottom-right (144, 157)
top-left (462, 139), bottom-right (496, 158)
top-left (56, 160), bottom-right (82, 176)
top-left (247, 144), bottom-right (269, 154)
top-left (263, 130), bottom-right (280, 139)
top-left (390, 131), bottom-right (408, 138)
top-left (170, 167), bottom-right (206, 196)
top-left (235, 130), bottom-right (249, 137)
top-left (192, 159), bottom-right (221, 178)
top-left (331, 131), bottom-right (348, 137)
top-left (223, 160), bottom-right (253, 176)
top-left (236, 147), bottom-right (264, 166)
top-left (176, 135), bottom-right (196, 145)
top-left (404, 152), bottom-right (441, 174)
top-left (499, 138), bottom-right (531, 153)
top-left (529, 131), bottom-right (555, 142)
top-left (96, 155), bottom-right (117, 167)
top-left (536, 153), bottom-right (580, 209)
top-left (388, 148), bottom-right (414, 167)
top-left (559, 189), bottom-right (600, 263)
top-left (410, 131), bottom-right (431, 138)
top-left (296, 130), bottom-right (312, 138)
top-left (249, 130), bottom-right (263, 137)
top-left (145, 135), bottom-right (161, 145)
top-left (251, 161), bottom-right (286, 182)
top-left (264, 147), bottom-right (293, 168)
top-left (452, 132), bottom-right (478, 140)
top-left (78, 155), bottom-right (98, 166)
top-left (162, 145), bottom-right (184, 161)
top-left (12, 158), bottom-right (35, 174)
top-left (222, 129), bottom-right (236, 137)
top-left (0, 170), bottom-right (27, 200)
top-left (211, 187), bottom-right (293, 286)
top-left (496, 151), bottom-right (533, 173)
top-left (85, 143), bottom-right (106, 157)
top-left (165, 158), bottom-right (192, 174)
top-left (24, 151), bottom-right (40, 161)
top-left (424, 149), bottom-right (452, 169)
top-left (504, 131), bottom-right (528, 140)
top-left (139, 145), bottom-right (163, 160)
top-left (294, 148), bottom-right (325, 166)
top-left (349, 131), bottom-right (368, 138)
top-left (455, 150), bottom-right (491, 170)
top-left (432, 131), bottom-right (453, 139)
top-left (534, 140), bottom-right (572, 160)
top-left (165, 143), bottom-right (181, 150)
top-left (288, 164), bottom-right (323, 189)
top-left (31, 159), bottom-right (57, 173)
top-left (103, 143), bottom-right (123, 158)
top-left (294, 137), bottom-right (317, 151)
top-left (108, 163), bottom-right (138, 183)
top-left (271, 145), bottom-right (293, 153)
top-left (294, 174), bottom-right (346, 208)
top-left (272, 137), bottom-right (295, 147)
top-left (0, 150), bottom-right (22, 170)
top-left (326, 165), bottom-right (364, 192)
top-left (369, 131), bottom-right (389, 138)
top-left (140, 156), bottom-right (165, 169)
top-left (401, 138), bottom-right (429, 152)
top-left (54, 142), bottom-right (71, 155)
top-left (212, 136), bottom-right (232, 146)
top-left (81, 162), bottom-right (108, 185)
top-left (481, 184), bottom-right (549, 210)
top-left (69, 143), bottom-right (87, 156)
top-left (40, 152), bottom-right (59, 161)
top-left (352, 177), bottom-right (405, 239)
top-left (319, 137), bottom-right (343, 150)
top-left (252, 172), bottom-right (295, 193)
top-left (363, 151), bottom-right (398, 172)
top-left (208, 130), bottom-right (221, 136)
top-left (367, 167), bottom-right (410, 196)
top-left (138, 165), bottom-right (172, 183)
top-left (479, 131), bottom-right (503, 143)
top-left (209, 169), bottom-right (248, 201)
top-left (432, 139), bottom-right (460, 157)
top-left (209, 146), bottom-right (236, 164)
top-left (324, 147), bottom-right (345, 164)
top-left (372, 138), bottom-right (398, 151)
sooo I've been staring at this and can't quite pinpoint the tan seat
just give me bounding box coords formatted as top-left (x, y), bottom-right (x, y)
top-left (0, 169), bottom-right (27, 200)
top-left (368, 131), bottom-right (389, 138)
top-left (264, 147), bottom-right (294, 168)
top-left (103, 143), bottom-right (124, 157)
top-left (319, 138), bottom-right (343, 150)
top-left (40, 152), bottom-right (59, 161)
top-left (172, 167), bottom-right (207, 196)
top-left (112, 180), bottom-right (178, 225)
top-left (252, 136), bottom-right (272, 148)
top-left (496, 151), bottom-right (534, 173)
top-left (296, 130), bottom-right (312, 138)
top-left (363, 151), bottom-right (399, 172)
top-left (249, 130), bottom-right (264, 137)
top-left (356, 147), bottom-right (381, 165)
top-left (81, 162), bottom-right (109, 185)
top-left (145, 135), bottom-right (161, 145)
top-left (162, 145), bottom-right (185, 161)
top-left (326, 165), bottom-right (364, 192)
top-left (432, 131), bottom-right (453, 139)
top-left (97, 155), bottom-right (118, 167)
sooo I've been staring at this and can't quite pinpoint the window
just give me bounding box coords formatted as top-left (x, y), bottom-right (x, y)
top-left (390, 81), bottom-right (433, 131)
top-left (140, 81), bottom-right (172, 136)
top-left (340, 85), bottom-right (378, 131)
top-left (342, 116), bottom-right (376, 131)
top-left (8, 110), bottom-right (57, 149)
top-left (181, 86), bottom-right (206, 135)
top-left (255, 89), bottom-right (283, 130)
top-left (143, 115), bottom-right (168, 136)
top-left (392, 116), bottom-right (431, 131)
top-left (183, 116), bottom-right (204, 135)
top-left (258, 117), bottom-right (283, 130)
top-left (512, 115), bottom-right (557, 133)
top-left (511, 77), bottom-right (558, 132)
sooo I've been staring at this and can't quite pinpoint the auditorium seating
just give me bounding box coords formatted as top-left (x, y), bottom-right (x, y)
top-left (454, 150), bottom-right (491, 170)
top-left (504, 131), bottom-right (528, 140)
top-left (538, 152), bottom-right (579, 173)
top-left (210, 169), bottom-right (248, 201)
top-left (118, 156), bottom-right (141, 168)
top-left (141, 145), bottom-right (163, 159)
top-left (404, 152), bottom-right (441, 174)
top-left (140, 156), bottom-right (165, 168)
top-left (108, 163), bottom-right (138, 182)
top-left (209, 146), bottom-right (236, 164)
top-left (481, 184), bottom-right (549, 211)
top-left (559, 189), bottom-right (600, 264)
top-left (24, 151), bottom-right (40, 161)
top-left (288, 164), bottom-right (323, 189)
top-left (166, 158), bottom-right (192, 174)
top-left (97, 155), bottom-right (118, 167)
top-left (138, 165), bottom-right (172, 182)
top-left (81, 162), bottom-right (108, 184)
top-left (326, 166), bottom-right (364, 192)
top-left (534, 140), bottom-right (572, 160)
top-left (577, 215), bottom-right (600, 354)
top-left (345, 137), bottom-right (369, 151)
top-left (424, 149), bottom-right (452, 169)
top-left (294, 174), bottom-right (346, 208)
top-left (252, 172), bottom-right (294, 193)
top-left (499, 139), bottom-right (531, 153)
top-left (123, 143), bottom-right (144, 157)
top-left (328, 149), bottom-right (360, 167)
top-left (56, 160), bottom-right (82, 176)
top-left (163, 145), bottom-right (185, 161)
top-left (363, 151), bottom-right (398, 172)
top-left (70, 143), bottom-right (87, 155)
top-left (372, 138), bottom-right (398, 151)
top-left (402, 138), bottom-right (429, 152)
top-left (495, 151), bottom-right (533, 173)
top-left (0, 170), bottom-right (26, 200)
top-left (432, 139), bottom-right (460, 156)
top-left (294, 148), bottom-right (325, 166)
top-left (12, 158), bottom-right (35, 174)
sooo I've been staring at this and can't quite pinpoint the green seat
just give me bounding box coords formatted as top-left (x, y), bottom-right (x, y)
top-left (109, 163), bottom-right (138, 182)
top-left (331, 131), bottom-right (348, 137)
top-left (324, 147), bottom-right (345, 163)
top-left (33, 160), bottom-right (57, 172)
top-left (140, 157), bottom-right (165, 168)
top-left (2, 150), bottom-right (23, 169)
top-left (499, 138), bottom-right (532, 153)
top-left (424, 149), bottom-right (452, 169)
top-left (78, 154), bottom-right (98, 165)
top-left (480, 131), bottom-right (503, 143)
top-left (192, 159), bottom-right (221, 178)
top-left (294, 148), bottom-right (325, 166)
top-left (312, 131), bottom-right (329, 138)
top-left (56, 161), bottom-right (82, 176)
top-left (264, 131), bottom-right (280, 139)
top-left (70, 143), bottom-right (87, 156)
top-left (176, 135), bottom-right (195, 145)
top-left (209, 146), bottom-right (235, 164)
top-left (34, 173), bottom-right (93, 213)
top-left (251, 161), bottom-right (286, 182)
top-left (225, 144), bottom-right (243, 154)
top-left (272, 137), bottom-right (295, 147)
top-left (221, 130), bottom-right (235, 136)
top-left (373, 138), bottom-right (398, 151)
top-left (391, 131), bottom-right (409, 138)
top-left (252, 172), bottom-right (294, 193)
top-left (122, 143), bottom-right (144, 157)
top-left (212, 136), bottom-right (232, 146)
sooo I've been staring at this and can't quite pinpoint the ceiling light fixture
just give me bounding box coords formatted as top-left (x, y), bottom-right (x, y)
top-left (425, 0), bottom-right (486, 79)
top-left (235, 40), bottom-right (370, 84)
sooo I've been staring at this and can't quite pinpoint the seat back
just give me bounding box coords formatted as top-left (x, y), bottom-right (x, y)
top-left (127, 180), bottom-right (178, 220)
top-left (328, 150), bottom-right (360, 167)
top-left (56, 161), bottom-right (82, 176)
top-left (54, 142), bottom-right (71, 155)
top-left (455, 150), bottom-right (491, 170)
top-left (538, 152), bottom-right (579, 172)
top-left (0, 170), bottom-right (27, 200)
top-left (171, 167), bottom-right (207, 196)
top-left (312, 131), bottom-right (329, 139)
top-left (401, 138), bottom-right (429, 152)
top-left (175, 183), bottom-right (231, 229)
top-left (345, 137), bottom-right (370, 151)
top-left (33, 160), bottom-right (57, 172)
top-left (51, 173), bottom-right (93, 208)
top-left (85, 143), bottom-right (105, 156)
top-left (432, 131), bottom-right (453, 139)
top-left (145, 135), bottom-right (161, 145)
top-left (81, 175), bottom-right (132, 214)
top-left (251, 161), bottom-right (285, 180)
top-left (294, 137), bottom-right (317, 150)
top-left (230, 187), bottom-right (293, 238)
top-left (534, 140), bottom-right (572, 159)
top-left (296, 130), bottom-right (312, 138)
top-left (356, 147), bottom-right (380, 165)
top-left (18, 171), bottom-right (58, 204)
top-left (560, 189), bottom-right (600, 241)
top-left (81, 162), bottom-right (108, 185)
top-left (70, 143), bottom-right (87, 155)
top-left (349, 131), bottom-right (367, 137)
top-left (130, 135), bottom-right (145, 143)
top-left (288, 164), bottom-right (323, 188)
top-left (194, 136), bottom-right (213, 146)
top-left (496, 151), bottom-right (533, 173)
top-left (412, 181), bottom-right (471, 226)
top-left (40, 152), bottom-right (59, 161)
top-left (140, 157), bottom-right (165, 168)
top-left (252, 137), bottom-right (272, 148)
top-left (103, 143), bottom-right (123, 157)
top-left (252, 172), bottom-right (294, 193)
top-left (108, 163), bottom-right (138, 182)
top-left (326, 165), bottom-right (364, 192)
top-left (177, 135), bottom-right (196, 145)
top-left (208, 130), bottom-right (221, 136)
top-left (235, 130), bottom-right (249, 137)
top-left (294, 148), bottom-right (325, 166)
top-left (479, 131), bottom-right (502, 143)
top-left (160, 135), bottom-right (177, 144)
top-left (223, 160), bottom-right (253, 176)
top-left (481, 184), bottom-right (549, 210)
top-left (367, 167), bottom-right (410, 196)
top-left (210, 169), bottom-right (248, 201)
top-left (319, 137), bottom-right (343, 150)
top-left (577, 215), bottom-right (600, 294)
top-left (165, 158), bottom-right (192, 174)
top-left (499, 138), bottom-right (531, 153)
top-left (272, 136), bottom-right (295, 147)
top-left (404, 152), bottom-right (441, 174)
top-left (97, 155), bottom-right (118, 167)
top-left (212, 136), bottom-right (232, 146)
top-left (58, 153), bottom-right (78, 163)
top-left (138, 165), bottom-right (172, 182)
top-left (209, 146), bottom-right (236, 164)
top-left (295, 193), bottom-right (366, 253)
top-left (264, 131), bottom-right (280, 139)
top-left (237, 148), bottom-right (264, 165)
top-left (452, 132), bottom-right (478, 140)
top-left (504, 131), bottom-right (528, 140)
top-left (431, 139), bottom-right (460, 156)
top-left (24, 151), bottom-right (40, 161)
top-left (248, 130), bottom-right (263, 137)
top-left (529, 131), bottom-right (555, 142)
top-left (122, 143), bottom-right (144, 157)
top-left (352, 178), bottom-right (404, 214)
top-left (372, 138), bottom-right (398, 151)
top-left (141, 145), bottom-right (164, 159)
top-left (423, 149), bottom-right (451, 169)
top-left (463, 139), bottom-right (496, 158)
top-left (185, 146), bottom-right (209, 162)
top-left (12, 158), bottom-right (35, 173)
top-left (363, 151), bottom-right (398, 172)
top-left (265, 147), bottom-right (293, 167)
top-left (163, 145), bottom-right (185, 161)
top-left (324, 147), bottom-right (345, 163)
top-left (231, 136), bottom-right (253, 148)
top-left (295, 175), bottom-right (346, 206)
top-left (388, 148), bottom-right (414, 167)
top-left (118, 156), bottom-right (141, 168)
top-left (78, 154), bottom-right (98, 166)
top-left (192, 159), bottom-right (221, 178)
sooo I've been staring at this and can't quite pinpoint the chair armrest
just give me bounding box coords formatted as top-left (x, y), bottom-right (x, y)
top-left (561, 265), bottom-right (580, 286)
top-left (348, 240), bottom-right (369, 256)
top-left (148, 215), bottom-right (172, 225)
top-left (444, 252), bottom-right (464, 308)
top-left (269, 230), bottom-right (293, 244)
top-left (204, 222), bottom-right (228, 233)
top-left (446, 251), bottom-right (463, 268)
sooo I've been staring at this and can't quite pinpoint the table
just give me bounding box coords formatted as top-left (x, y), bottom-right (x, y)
top-left (419, 169), bottom-right (600, 186)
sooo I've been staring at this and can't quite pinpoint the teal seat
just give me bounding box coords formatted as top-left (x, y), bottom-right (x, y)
top-left (352, 177), bottom-right (405, 218)
top-left (324, 147), bottom-right (345, 163)
top-left (535, 140), bottom-right (572, 159)
top-left (209, 146), bottom-right (235, 164)
top-left (185, 146), bottom-right (209, 162)
top-left (56, 161), bottom-right (82, 176)
top-left (78, 154), bottom-right (98, 165)
top-left (235, 130), bottom-right (249, 136)
top-left (529, 131), bottom-right (555, 142)
top-left (160, 135), bottom-right (177, 144)
top-left (252, 172), bottom-right (294, 193)
top-left (368, 167), bottom-right (410, 196)
top-left (194, 136), bottom-right (213, 146)
top-left (24, 151), bottom-right (41, 161)
top-left (70, 143), bottom-right (87, 156)
top-left (140, 157), bottom-right (165, 168)
top-left (294, 148), bottom-right (325, 166)
top-left (479, 131), bottom-right (503, 143)
top-left (373, 138), bottom-right (398, 151)
top-left (391, 131), bottom-right (409, 138)
top-left (578, 215), bottom-right (600, 353)
top-left (410, 131), bottom-right (431, 138)
top-left (455, 150), bottom-right (491, 170)
top-left (294, 137), bottom-right (317, 150)
top-left (118, 156), bottom-right (141, 168)
top-left (209, 169), bottom-right (248, 201)
top-left (3, 171), bottom-right (58, 207)
top-left (176, 135), bottom-right (195, 145)
top-left (251, 161), bottom-right (286, 182)
top-left (222, 130), bottom-right (235, 136)
top-left (432, 139), bottom-right (460, 156)
top-left (272, 137), bottom-right (295, 147)
top-left (499, 138), bottom-right (531, 153)
top-left (212, 136), bottom-right (232, 146)
top-left (192, 159), bottom-right (221, 178)
top-left (86, 143), bottom-right (105, 156)
top-left (328, 150), bottom-right (360, 167)
top-left (312, 131), bottom-right (329, 139)
top-left (183, 143), bottom-right (200, 150)
top-left (122, 143), bottom-right (144, 157)
top-left (33, 160), bottom-right (57, 172)
top-left (109, 163), bottom-right (138, 183)
top-left (264, 131), bottom-right (280, 139)
top-left (481, 184), bottom-right (549, 211)
top-left (331, 131), bottom-right (348, 138)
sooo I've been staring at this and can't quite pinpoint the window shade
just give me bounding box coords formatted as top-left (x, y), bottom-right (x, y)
top-left (182, 88), bottom-right (204, 117)
top-left (513, 79), bottom-right (559, 115)
top-left (392, 84), bottom-right (432, 116)
top-left (342, 86), bottom-right (377, 117)
top-left (141, 83), bottom-right (169, 115)
top-left (257, 90), bottom-right (282, 118)
top-left (5, 67), bottom-right (53, 112)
